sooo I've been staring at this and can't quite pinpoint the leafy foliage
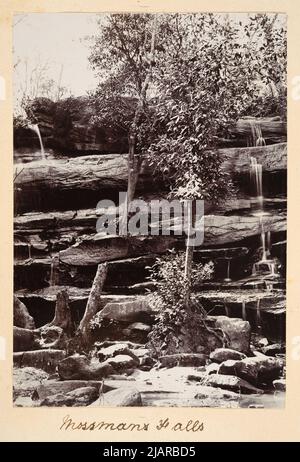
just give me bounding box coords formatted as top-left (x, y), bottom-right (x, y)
top-left (147, 252), bottom-right (214, 352)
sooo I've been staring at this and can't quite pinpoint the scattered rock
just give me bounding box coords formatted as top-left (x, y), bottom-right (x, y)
top-left (209, 348), bottom-right (247, 363)
top-left (273, 379), bottom-right (286, 391)
top-left (13, 349), bottom-right (66, 373)
top-left (194, 385), bottom-right (240, 400)
top-left (14, 295), bottom-right (35, 329)
top-left (106, 354), bottom-right (140, 373)
top-left (97, 344), bottom-right (139, 363)
top-left (218, 356), bottom-right (282, 386)
top-left (41, 386), bottom-right (98, 407)
top-left (205, 374), bottom-right (263, 394)
top-left (261, 344), bottom-right (285, 357)
top-left (58, 355), bottom-right (114, 381)
top-left (258, 338), bottom-right (269, 347)
top-left (159, 353), bottom-right (207, 368)
top-left (13, 326), bottom-right (35, 352)
top-left (90, 388), bottom-right (142, 407)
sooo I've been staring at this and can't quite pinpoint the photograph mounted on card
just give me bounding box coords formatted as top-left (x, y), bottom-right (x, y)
top-left (1, 0), bottom-right (300, 444)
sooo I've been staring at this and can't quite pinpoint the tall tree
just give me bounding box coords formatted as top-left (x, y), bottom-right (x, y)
top-left (89, 14), bottom-right (159, 230)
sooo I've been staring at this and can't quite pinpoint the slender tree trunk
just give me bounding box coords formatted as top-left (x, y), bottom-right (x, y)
top-left (119, 16), bottom-right (157, 234)
top-left (184, 199), bottom-right (196, 309)
top-left (77, 263), bottom-right (108, 347)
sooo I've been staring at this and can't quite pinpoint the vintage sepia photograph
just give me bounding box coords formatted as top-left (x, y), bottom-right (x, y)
top-left (13, 12), bottom-right (287, 409)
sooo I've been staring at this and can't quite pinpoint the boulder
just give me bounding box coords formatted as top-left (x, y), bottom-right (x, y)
top-left (40, 386), bottom-right (99, 407)
top-left (90, 388), bottom-right (142, 407)
top-left (13, 326), bottom-right (35, 352)
top-left (13, 349), bottom-right (66, 373)
top-left (209, 348), bottom-right (247, 363)
top-left (273, 379), bottom-right (286, 391)
top-left (213, 316), bottom-right (251, 353)
top-left (36, 380), bottom-right (108, 400)
top-left (58, 355), bottom-right (113, 381)
top-left (99, 297), bottom-right (154, 323)
top-left (218, 356), bottom-right (282, 386)
top-left (123, 322), bottom-right (152, 343)
top-left (13, 367), bottom-right (49, 399)
top-left (97, 344), bottom-right (139, 363)
top-left (14, 296), bottom-right (35, 329)
top-left (205, 374), bottom-right (263, 394)
top-left (261, 344), bottom-right (285, 356)
top-left (106, 354), bottom-right (140, 373)
top-left (159, 353), bottom-right (207, 368)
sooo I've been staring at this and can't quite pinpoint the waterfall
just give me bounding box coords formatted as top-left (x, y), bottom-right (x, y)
top-left (250, 157), bottom-right (264, 211)
top-left (28, 123), bottom-right (46, 161)
top-left (250, 119), bottom-right (266, 147)
top-left (49, 255), bottom-right (59, 286)
top-left (242, 301), bottom-right (246, 320)
top-left (260, 216), bottom-right (267, 261)
top-left (224, 303), bottom-right (229, 317)
top-left (256, 298), bottom-right (261, 327)
top-left (27, 243), bottom-right (32, 260)
top-left (224, 259), bottom-right (232, 282)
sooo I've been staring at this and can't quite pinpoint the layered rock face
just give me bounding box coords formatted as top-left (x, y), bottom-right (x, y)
top-left (13, 107), bottom-right (287, 407)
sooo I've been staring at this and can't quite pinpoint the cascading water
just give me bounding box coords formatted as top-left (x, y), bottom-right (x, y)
top-left (250, 157), bottom-right (264, 212)
top-left (27, 243), bottom-right (32, 260)
top-left (249, 121), bottom-right (280, 278)
top-left (241, 300), bottom-right (246, 320)
top-left (256, 298), bottom-right (261, 327)
top-left (224, 258), bottom-right (232, 282)
top-left (28, 123), bottom-right (46, 161)
top-left (49, 255), bottom-right (59, 286)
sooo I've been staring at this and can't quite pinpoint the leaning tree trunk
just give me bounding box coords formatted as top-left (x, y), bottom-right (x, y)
top-left (76, 263), bottom-right (108, 348)
top-left (119, 16), bottom-right (157, 234)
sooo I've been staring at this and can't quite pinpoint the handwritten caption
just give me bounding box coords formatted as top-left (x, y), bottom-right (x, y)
top-left (60, 415), bottom-right (204, 433)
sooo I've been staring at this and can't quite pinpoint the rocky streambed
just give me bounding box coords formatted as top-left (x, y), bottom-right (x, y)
top-left (13, 340), bottom-right (286, 408)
